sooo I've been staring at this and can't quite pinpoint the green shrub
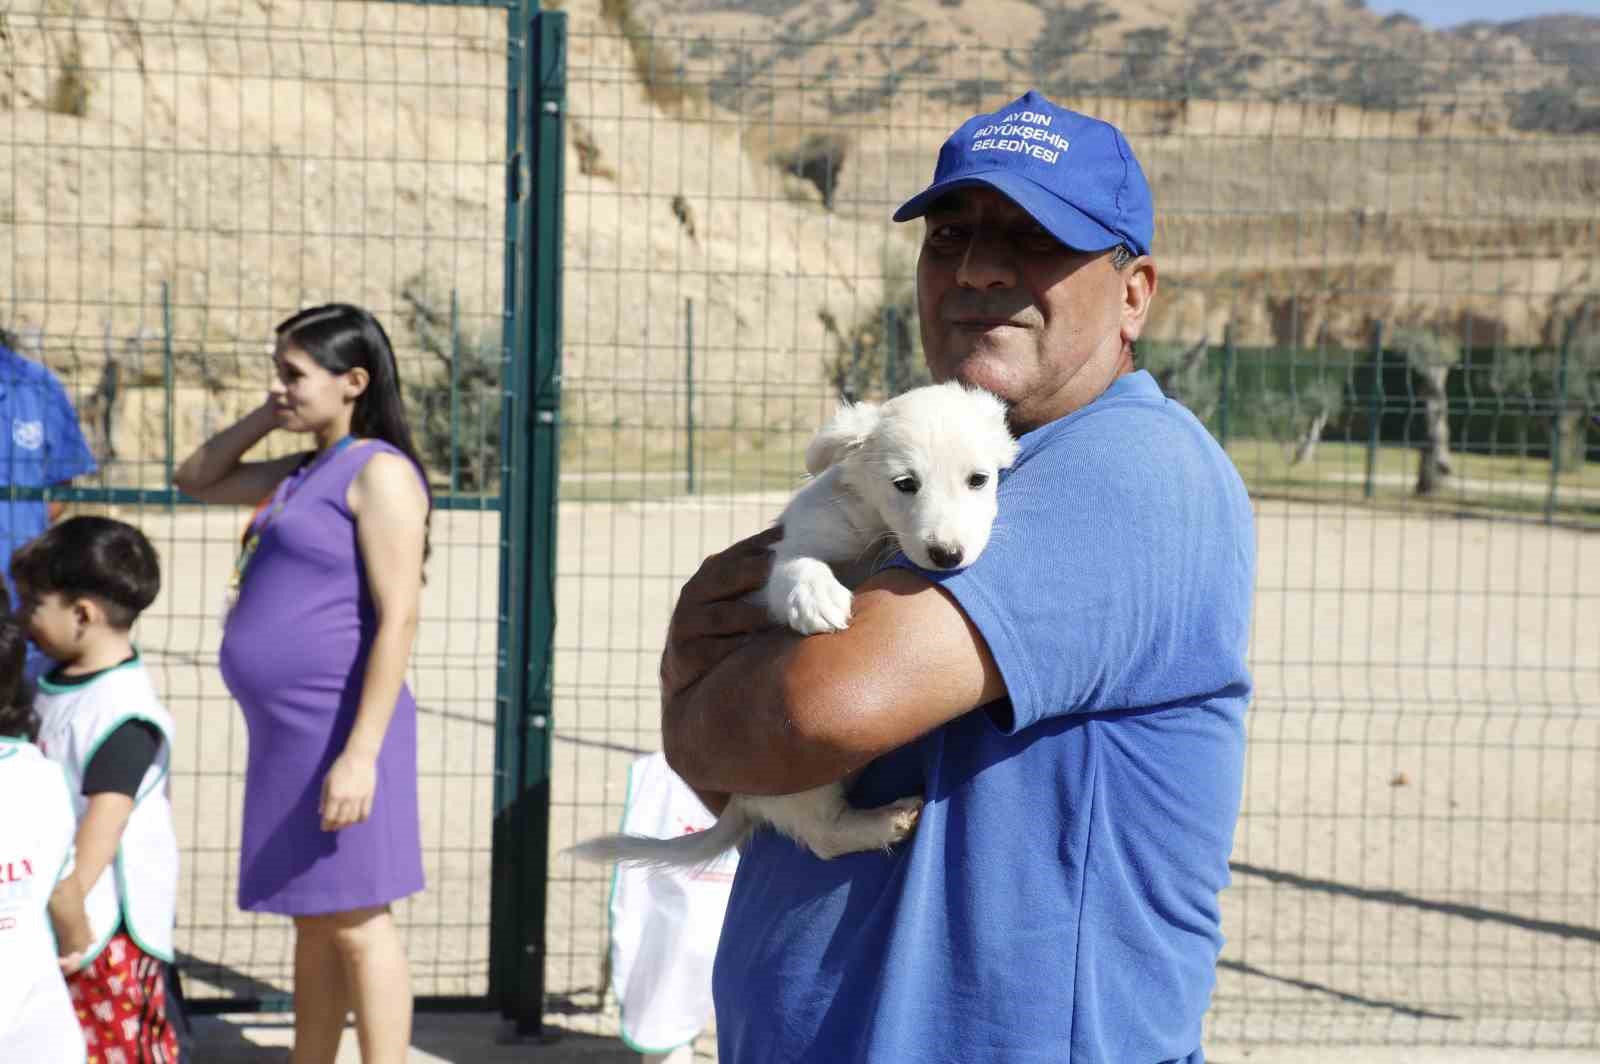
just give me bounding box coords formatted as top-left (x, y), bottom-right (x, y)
top-left (397, 273), bottom-right (502, 493)
top-left (820, 250), bottom-right (928, 403)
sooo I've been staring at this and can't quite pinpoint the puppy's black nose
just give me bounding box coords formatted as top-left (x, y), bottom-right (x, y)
top-left (927, 544), bottom-right (964, 569)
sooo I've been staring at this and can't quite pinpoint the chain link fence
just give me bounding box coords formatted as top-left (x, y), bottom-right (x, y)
top-left (2, 0), bottom-right (513, 1007)
top-left (5, 0), bottom-right (1598, 1052)
top-left (548, 7), bottom-right (1599, 1054)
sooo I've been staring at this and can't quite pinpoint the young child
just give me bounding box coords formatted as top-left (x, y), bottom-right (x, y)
top-left (12, 516), bottom-right (187, 1061)
top-left (0, 603), bottom-right (93, 1062)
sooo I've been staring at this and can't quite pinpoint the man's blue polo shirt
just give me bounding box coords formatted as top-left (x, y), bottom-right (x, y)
top-left (0, 343), bottom-right (97, 592)
top-left (713, 371), bottom-right (1256, 1063)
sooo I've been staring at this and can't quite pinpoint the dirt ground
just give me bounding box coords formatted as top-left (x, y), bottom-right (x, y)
top-left (117, 489), bottom-right (1598, 1057)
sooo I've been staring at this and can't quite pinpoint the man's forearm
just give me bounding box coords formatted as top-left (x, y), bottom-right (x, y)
top-left (659, 562), bottom-right (997, 801)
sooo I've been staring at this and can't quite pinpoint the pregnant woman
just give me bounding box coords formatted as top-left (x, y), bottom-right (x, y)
top-left (174, 303), bottom-right (430, 1063)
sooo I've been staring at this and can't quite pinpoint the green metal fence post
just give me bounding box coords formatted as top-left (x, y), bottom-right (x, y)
top-left (1365, 319), bottom-right (1384, 499)
top-left (490, 0), bottom-right (532, 1027)
top-left (450, 288), bottom-right (462, 494)
top-left (162, 281), bottom-right (175, 513)
top-left (1219, 322), bottom-right (1234, 449)
top-left (686, 297), bottom-right (695, 494)
top-left (884, 305), bottom-right (899, 397)
top-left (1545, 311), bottom-right (1578, 524)
top-left (499, 4), bottom-right (565, 1038)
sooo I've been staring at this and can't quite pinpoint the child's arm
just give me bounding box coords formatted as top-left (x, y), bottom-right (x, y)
top-left (71, 792), bottom-right (134, 896)
top-left (48, 874), bottom-right (92, 972)
top-left (73, 718), bottom-right (161, 895)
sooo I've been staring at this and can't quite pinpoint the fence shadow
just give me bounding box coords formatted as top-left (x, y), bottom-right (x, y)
top-left (1230, 861), bottom-right (1600, 944)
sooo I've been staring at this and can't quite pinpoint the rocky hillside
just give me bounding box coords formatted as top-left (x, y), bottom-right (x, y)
top-left (1470, 14), bottom-right (1600, 133)
top-left (1, 0), bottom-right (514, 471)
top-left (624, 0), bottom-right (1600, 132)
top-left (606, 0), bottom-right (1600, 353)
top-left (1, 0), bottom-right (1596, 475)
top-left (0, 0), bottom-right (913, 467)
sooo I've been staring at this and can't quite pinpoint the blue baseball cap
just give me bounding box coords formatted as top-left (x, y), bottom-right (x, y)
top-left (892, 90), bottom-right (1154, 257)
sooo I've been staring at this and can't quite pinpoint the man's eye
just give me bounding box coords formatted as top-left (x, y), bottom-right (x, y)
top-left (1018, 226), bottom-right (1059, 250)
top-left (893, 476), bottom-right (920, 495)
top-left (967, 473), bottom-right (989, 489)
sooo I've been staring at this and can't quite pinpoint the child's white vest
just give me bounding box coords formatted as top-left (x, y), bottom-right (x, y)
top-left (0, 739), bottom-right (85, 1064)
top-left (35, 659), bottom-right (178, 964)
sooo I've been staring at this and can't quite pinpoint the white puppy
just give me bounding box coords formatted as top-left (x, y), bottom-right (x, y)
top-left (572, 382), bottom-right (1018, 866)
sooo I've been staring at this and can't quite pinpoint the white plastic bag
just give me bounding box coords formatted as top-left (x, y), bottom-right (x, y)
top-left (608, 752), bottom-right (739, 1055)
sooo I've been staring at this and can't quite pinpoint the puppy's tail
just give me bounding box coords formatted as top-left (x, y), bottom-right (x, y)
top-left (566, 807), bottom-right (752, 869)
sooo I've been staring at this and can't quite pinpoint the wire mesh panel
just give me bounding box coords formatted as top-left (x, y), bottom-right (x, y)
top-left (550, 7), bottom-right (1598, 1054)
top-left (1, 0), bottom-right (514, 1006)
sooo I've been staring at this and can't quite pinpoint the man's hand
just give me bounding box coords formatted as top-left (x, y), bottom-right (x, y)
top-left (660, 526), bottom-right (783, 813)
top-left (660, 525), bottom-right (782, 700)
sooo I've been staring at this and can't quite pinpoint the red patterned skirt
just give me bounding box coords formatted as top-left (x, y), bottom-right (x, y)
top-left (67, 930), bottom-right (182, 1064)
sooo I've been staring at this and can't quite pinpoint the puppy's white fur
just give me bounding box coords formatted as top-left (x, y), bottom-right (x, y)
top-left (571, 382), bottom-right (1018, 867)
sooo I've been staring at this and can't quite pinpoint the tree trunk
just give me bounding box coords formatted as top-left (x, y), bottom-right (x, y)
top-left (1289, 407), bottom-right (1329, 466)
top-left (1552, 405), bottom-right (1589, 474)
top-left (1415, 366), bottom-right (1452, 495)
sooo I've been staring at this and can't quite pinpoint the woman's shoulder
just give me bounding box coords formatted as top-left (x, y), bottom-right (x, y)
top-left (347, 441), bottom-right (429, 508)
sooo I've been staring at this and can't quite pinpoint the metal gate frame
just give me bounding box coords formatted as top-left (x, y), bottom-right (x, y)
top-left (2, 0), bottom-right (560, 1024)
top-left (491, 1), bottom-right (564, 1036)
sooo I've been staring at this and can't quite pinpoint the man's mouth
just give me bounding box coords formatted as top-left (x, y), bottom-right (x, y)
top-left (950, 317), bottom-right (1020, 329)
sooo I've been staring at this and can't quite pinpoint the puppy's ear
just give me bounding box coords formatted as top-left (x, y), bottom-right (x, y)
top-left (989, 430), bottom-right (1020, 471)
top-left (805, 401), bottom-right (880, 475)
top-left (968, 387), bottom-right (1021, 470)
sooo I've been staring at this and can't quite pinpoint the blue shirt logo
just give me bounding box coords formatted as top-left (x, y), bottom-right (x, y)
top-left (11, 419), bottom-right (44, 451)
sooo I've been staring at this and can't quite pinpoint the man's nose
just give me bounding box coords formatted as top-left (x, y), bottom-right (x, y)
top-left (955, 230), bottom-right (1018, 289)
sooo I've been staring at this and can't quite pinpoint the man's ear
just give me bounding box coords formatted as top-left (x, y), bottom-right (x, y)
top-left (804, 401), bottom-right (881, 475)
top-left (1120, 256), bottom-right (1157, 348)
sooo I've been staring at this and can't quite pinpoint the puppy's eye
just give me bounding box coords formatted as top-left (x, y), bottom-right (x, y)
top-left (892, 475), bottom-right (920, 495)
top-left (967, 472), bottom-right (990, 489)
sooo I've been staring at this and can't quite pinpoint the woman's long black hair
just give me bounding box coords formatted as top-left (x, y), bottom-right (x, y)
top-left (276, 303), bottom-right (433, 564)
top-left (276, 304), bottom-right (426, 469)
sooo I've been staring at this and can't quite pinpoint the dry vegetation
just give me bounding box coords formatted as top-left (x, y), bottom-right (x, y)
top-left (0, 0), bottom-right (1596, 477)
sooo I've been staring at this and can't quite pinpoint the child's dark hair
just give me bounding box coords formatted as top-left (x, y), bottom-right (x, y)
top-left (0, 614), bottom-right (35, 741)
top-left (11, 516), bottom-right (161, 630)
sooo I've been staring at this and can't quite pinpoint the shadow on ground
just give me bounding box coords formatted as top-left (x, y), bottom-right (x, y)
top-left (192, 1014), bottom-right (657, 1062)
top-left (191, 1015), bottom-right (291, 1062)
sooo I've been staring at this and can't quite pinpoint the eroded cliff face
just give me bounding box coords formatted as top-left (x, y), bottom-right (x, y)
top-left (2, 0), bottom-right (1594, 468)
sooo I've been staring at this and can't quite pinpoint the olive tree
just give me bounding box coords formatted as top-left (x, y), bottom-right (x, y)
top-left (1391, 327), bottom-right (1460, 495)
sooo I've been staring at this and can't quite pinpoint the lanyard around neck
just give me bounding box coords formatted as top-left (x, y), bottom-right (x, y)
top-left (228, 435), bottom-right (357, 600)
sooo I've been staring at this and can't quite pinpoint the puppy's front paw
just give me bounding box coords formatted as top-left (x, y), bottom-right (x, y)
top-left (786, 572), bottom-right (853, 634)
top-left (882, 797), bottom-right (923, 847)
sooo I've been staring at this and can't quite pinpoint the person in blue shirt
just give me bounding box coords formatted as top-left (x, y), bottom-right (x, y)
top-left (660, 90), bottom-right (1256, 1064)
top-left (0, 336), bottom-right (99, 677)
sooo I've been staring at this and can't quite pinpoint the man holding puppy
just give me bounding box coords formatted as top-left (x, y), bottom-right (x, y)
top-left (661, 90), bottom-right (1255, 1063)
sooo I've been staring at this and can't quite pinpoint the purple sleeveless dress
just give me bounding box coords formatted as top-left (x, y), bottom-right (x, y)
top-left (220, 439), bottom-right (425, 915)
